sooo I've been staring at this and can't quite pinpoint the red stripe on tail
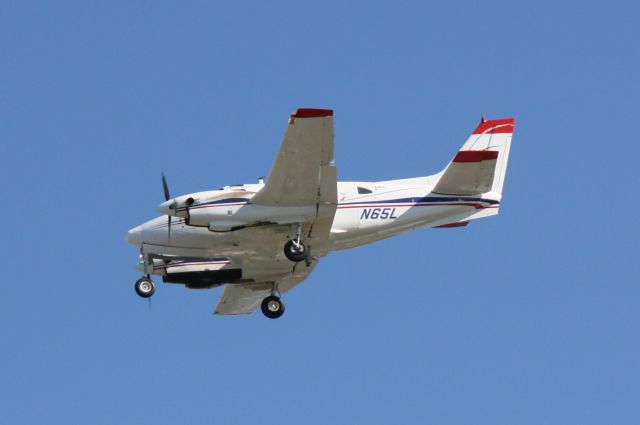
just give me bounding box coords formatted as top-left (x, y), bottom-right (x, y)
top-left (472, 118), bottom-right (515, 134)
top-left (453, 150), bottom-right (499, 163)
top-left (291, 108), bottom-right (334, 118)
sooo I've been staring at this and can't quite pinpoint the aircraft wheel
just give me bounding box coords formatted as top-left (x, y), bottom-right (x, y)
top-left (261, 295), bottom-right (285, 319)
top-left (284, 240), bottom-right (306, 262)
top-left (135, 277), bottom-right (155, 298)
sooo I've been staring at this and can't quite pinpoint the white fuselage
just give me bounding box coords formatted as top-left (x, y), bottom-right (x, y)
top-left (128, 176), bottom-right (501, 263)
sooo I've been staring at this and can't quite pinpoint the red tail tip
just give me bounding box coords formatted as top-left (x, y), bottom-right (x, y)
top-left (472, 117), bottom-right (515, 135)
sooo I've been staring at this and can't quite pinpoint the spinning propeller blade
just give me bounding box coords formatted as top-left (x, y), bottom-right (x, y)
top-left (161, 172), bottom-right (171, 201)
top-left (161, 172), bottom-right (172, 240)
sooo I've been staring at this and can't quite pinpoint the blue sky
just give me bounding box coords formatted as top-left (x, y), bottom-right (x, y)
top-left (1, 1), bottom-right (638, 423)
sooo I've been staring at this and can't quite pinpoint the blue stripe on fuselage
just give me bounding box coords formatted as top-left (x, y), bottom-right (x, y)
top-left (181, 196), bottom-right (497, 210)
top-left (337, 196), bottom-right (499, 206)
top-left (177, 197), bottom-right (251, 211)
top-left (197, 198), bottom-right (251, 206)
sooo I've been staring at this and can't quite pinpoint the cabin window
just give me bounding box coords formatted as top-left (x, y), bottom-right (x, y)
top-left (357, 186), bottom-right (373, 194)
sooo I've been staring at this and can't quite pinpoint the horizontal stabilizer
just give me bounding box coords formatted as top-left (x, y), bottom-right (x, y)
top-left (433, 150), bottom-right (498, 195)
top-left (434, 221), bottom-right (469, 228)
top-left (433, 117), bottom-right (514, 196)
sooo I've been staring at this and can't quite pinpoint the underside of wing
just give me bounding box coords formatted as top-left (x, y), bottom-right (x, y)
top-left (213, 263), bottom-right (315, 315)
top-left (213, 282), bottom-right (273, 315)
top-left (252, 108), bottom-right (337, 207)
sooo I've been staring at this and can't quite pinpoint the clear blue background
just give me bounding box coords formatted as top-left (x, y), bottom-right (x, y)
top-left (1, 1), bottom-right (638, 423)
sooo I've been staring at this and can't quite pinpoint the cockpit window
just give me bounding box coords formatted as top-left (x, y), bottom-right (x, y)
top-left (357, 186), bottom-right (373, 194)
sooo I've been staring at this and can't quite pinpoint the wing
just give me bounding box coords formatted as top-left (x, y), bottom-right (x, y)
top-left (213, 263), bottom-right (315, 315)
top-left (251, 108), bottom-right (337, 207)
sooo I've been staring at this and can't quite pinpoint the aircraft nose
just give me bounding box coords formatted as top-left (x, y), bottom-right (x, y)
top-left (126, 225), bottom-right (143, 247)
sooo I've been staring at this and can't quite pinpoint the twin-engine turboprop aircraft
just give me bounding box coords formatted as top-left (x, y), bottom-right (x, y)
top-left (126, 109), bottom-right (515, 318)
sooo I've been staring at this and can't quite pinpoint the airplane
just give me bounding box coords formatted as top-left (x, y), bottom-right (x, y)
top-left (126, 109), bottom-right (515, 319)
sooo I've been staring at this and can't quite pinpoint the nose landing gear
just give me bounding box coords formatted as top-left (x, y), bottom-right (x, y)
top-left (135, 249), bottom-right (156, 298)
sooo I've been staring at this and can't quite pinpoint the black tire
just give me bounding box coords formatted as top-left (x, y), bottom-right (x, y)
top-left (284, 240), bottom-right (306, 262)
top-left (261, 295), bottom-right (285, 319)
top-left (135, 277), bottom-right (155, 298)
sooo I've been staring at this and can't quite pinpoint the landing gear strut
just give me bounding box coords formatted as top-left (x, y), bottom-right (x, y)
top-left (261, 295), bottom-right (285, 319)
top-left (135, 277), bottom-right (155, 298)
top-left (284, 223), bottom-right (307, 262)
top-left (135, 249), bottom-right (156, 298)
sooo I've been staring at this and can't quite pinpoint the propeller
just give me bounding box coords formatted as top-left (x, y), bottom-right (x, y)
top-left (162, 172), bottom-right (171, 202)
top-left (161, 172), bottom-right (174, 240)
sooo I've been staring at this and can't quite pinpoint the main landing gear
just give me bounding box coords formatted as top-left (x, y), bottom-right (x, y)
top-left (284, 223), bottom-right (310, 265)
top-left (284, 239), bottom-right (307, 262)
top-left (261, 295), bottom-right (285, 319)
top-left (135, 277), bottom-right (156, 298)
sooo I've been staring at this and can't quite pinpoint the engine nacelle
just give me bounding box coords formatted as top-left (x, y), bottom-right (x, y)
top-left (187, 202), bottom-right (317, 229)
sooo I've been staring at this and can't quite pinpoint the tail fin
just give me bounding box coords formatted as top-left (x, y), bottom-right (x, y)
top-left (432, 117), bottom-right (515, 197)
